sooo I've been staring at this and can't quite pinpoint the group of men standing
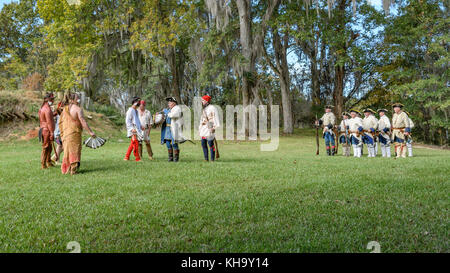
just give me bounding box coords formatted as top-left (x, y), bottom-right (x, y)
top-left (123, 95), bottom-right (220, 163)
top-left (38, 92), bottom-right (96, 174)
top-left (317, 103), bottom-right (414, 158)
top-left (40, 91), bottom-right (415, 170)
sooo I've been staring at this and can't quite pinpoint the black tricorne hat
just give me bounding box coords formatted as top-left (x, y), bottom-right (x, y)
top-left (165, 97), bottom-right (178, 104)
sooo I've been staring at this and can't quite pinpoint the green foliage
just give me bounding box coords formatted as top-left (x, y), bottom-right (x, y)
top-left (379, 0), bottom-right (449, 144)
top-left (93, 102), bottom-right (125, 127)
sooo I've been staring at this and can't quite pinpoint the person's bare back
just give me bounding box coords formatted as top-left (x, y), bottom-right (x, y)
top-left (69, 103), bottom-right (95, 137)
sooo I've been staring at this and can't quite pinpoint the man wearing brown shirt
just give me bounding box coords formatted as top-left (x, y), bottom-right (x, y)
top-left (38, 92), bottom-right (56, 169)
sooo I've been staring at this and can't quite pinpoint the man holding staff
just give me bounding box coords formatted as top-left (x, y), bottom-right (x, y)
top-left (316, 105), bottom-right (336, 156)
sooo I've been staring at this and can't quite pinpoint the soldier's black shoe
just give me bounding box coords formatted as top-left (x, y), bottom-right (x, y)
top-left (168, 149), bottom-right (174, 162)
top-left (331, 148), bottom-right (335, 156)
top-left (174, 150), bottom-right (180, 162)
top-left (327, 149), bottom-right (331, 156)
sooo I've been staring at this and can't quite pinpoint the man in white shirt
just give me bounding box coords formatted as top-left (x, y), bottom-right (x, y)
top-left (348, 109), bottom-right (364, 157)
top-left (199, 95), bottom-right (220, 161)
top-left (377, 109), bottom-right (391, 157)
top-left (138, 100), bottom-right (154, 160)
top-left (316, 105), bottom-right (336, 156)
top-left (362, 108), bottom-right (378, 157)
top-left (124, 97), bottom-right (144, 161)
top-left (338, 112), bottom-right (351, 156)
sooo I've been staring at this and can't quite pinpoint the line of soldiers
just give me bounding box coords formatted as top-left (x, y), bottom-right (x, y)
top-left (317, 103), bottom-right (414, 158)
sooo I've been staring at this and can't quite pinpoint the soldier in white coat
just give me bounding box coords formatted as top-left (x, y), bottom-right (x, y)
top-left (159, 97), bottom-right (187, 162)
top-left (316, 105), bottom-right (337, 156)
top-left (362, 108), bottom-right (378, 157)
top-left (404, 111), bottom-right (414, 157)
top-left (348, 109), bottom-right (364, 157)
top-left (391, 103), bottom-right (411, 158)
top-left (199, 95), bottom-right (220, 161)
top-left (377, 109), bottom-right (391, 157)
top-left (338, 112), bottom-right (351, 156)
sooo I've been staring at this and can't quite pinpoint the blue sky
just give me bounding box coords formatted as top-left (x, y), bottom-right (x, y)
top-left (0, 0), bottom-right (14, 10)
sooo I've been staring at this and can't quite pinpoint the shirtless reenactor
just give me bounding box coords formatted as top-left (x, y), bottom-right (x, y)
top-left (59, 92), bottom-right (96, 175)
top-left (38, 92), bottom-right (56, 169)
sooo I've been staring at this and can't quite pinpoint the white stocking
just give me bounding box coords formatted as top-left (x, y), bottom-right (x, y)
top-left (407, 143), bottom-right (413, 157)
top-left (381, 144), bottom-right (386, 157)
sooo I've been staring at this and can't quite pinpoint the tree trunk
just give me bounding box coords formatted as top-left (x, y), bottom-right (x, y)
top-left (273, 30), bottom-right (293, 134)
top-left (311, 58), bottom-right (320, 106)
top-left (167, 46), bottom-right (182, 104)
top-left (333, 64), bottom-right (344, 117)
top-left (236, 0), bottom-right (252, 109)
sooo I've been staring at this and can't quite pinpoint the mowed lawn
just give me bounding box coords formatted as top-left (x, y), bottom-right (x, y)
top-left (0, 130), bottom-right (449, 253)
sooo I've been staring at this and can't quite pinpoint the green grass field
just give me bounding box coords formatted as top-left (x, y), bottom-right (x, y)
top-left (0, 130), bottom-right (449, 253)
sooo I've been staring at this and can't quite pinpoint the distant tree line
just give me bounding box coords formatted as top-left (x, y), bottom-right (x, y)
top-left (0, 0), bottom-right (448, 145)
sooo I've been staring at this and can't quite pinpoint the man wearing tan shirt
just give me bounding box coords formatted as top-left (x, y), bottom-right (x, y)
top-left (391, 103), bottom-right (411, 158)
top-left (316, 105), bottom-right (336, 156)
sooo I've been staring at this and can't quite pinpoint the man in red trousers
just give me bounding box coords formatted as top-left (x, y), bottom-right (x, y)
top-left (124, 97), bottom-right (144, 161)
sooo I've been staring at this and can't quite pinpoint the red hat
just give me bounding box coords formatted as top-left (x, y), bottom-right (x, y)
top-left (139, 100), bottom-right (146, 106)
top-left (202, 95), bottom-right (211, 103)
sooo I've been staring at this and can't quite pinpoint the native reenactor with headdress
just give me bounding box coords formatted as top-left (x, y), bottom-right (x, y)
top-left (38, 92), bottom-right (56, 169)
top-left (137, 100), bottom-right (154, 160)
top-left (315, 105), bottom-right (336, 156)
top-left (159, 97), bottom-right (187, 162)
top-left (362, 108), bottom-right (378, 157)
top-left (377, 108), bottom-right (391, 157)
top-left (199, 95), bottom-right (220, 162)
top-left (391, 103), bottom-right (411, 158)
top-left (124, 97), bottom-right (144, 162)
top-left (348, 109), bottom-right (364, 157)
top-left (404, 110), bottom-right (414, 157)
top-left (338, 112), bottom-right (351, 156)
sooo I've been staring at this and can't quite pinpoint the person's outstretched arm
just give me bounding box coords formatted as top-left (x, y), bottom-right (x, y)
top-left (77, 107), bottom-right (95, 137)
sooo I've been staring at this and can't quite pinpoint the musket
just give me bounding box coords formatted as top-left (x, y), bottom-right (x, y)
top-left (343, 119), bottom-right (350, 144)
top-left (214, 138), bottom-right (220, 159)
top-left (333, 126), bottom-right (339, 154)
top-left (315, 114), bottom-right (320, 155)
